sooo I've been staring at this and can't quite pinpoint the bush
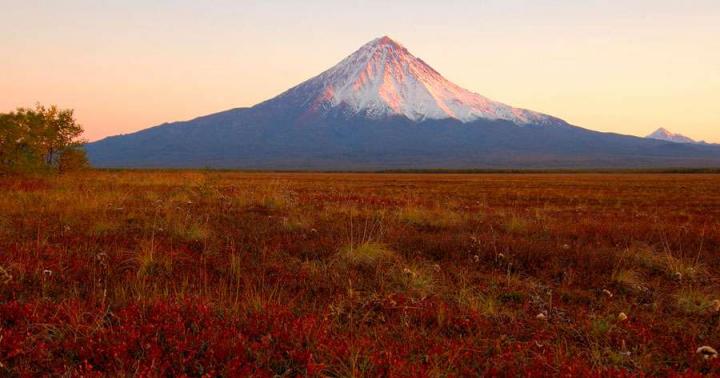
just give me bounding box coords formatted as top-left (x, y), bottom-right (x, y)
top-left (58, 147), bottom-right (89, 173)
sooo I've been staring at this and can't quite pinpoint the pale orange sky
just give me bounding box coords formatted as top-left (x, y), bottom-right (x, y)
top-left (2, 0), bottom-right (719, 142)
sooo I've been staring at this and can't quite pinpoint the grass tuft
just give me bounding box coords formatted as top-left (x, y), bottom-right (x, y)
top-left (339, 242), bottom-right (395, 268)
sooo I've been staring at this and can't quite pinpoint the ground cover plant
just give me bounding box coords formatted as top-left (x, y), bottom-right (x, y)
top-left (1, 171), bottom-right (719, 376)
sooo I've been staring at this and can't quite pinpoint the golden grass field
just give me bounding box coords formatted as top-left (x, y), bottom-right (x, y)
top-left (1, 171), bottom-right (720, 376)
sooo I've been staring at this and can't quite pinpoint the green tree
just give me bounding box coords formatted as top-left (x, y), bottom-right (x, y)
top-left (0, 112), bottom-right (41, 173)
top-left (0, 104), bottom-right (87, 174)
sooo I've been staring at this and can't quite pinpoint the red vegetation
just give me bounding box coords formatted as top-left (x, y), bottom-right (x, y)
top-left (1, 172), bottom-right (719, 376)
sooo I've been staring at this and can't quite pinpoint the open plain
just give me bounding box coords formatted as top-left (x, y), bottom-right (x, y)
top-left (1, 171), bottom-right (719, 376)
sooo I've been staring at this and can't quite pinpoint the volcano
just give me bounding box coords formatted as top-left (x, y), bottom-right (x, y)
top-left (262, 36), bottom-right (556, 125)
top-left (86, 36), bottom-right (720, 169)
top-left (646, 128), bottom-right (704, 145)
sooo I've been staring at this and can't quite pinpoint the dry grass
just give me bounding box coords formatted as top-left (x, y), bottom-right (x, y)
top-left (0, 171), bottom-right (719, 376)
top-left (339, 242), bottom-right (396, 268)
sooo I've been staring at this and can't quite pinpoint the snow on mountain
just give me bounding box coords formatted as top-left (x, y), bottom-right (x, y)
top-left (86, 36), bottom-right (720, 169)
top-left (267, 36), bottom-right (554, 125)
top-left (646, 128), bottom-right (700, 144)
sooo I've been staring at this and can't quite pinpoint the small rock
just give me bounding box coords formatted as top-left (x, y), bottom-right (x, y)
top-left (697, 346), bottom-right (718, 360)
top-left (536, 312), bottom-right (547, 320)
top-left (711, 299), bottom-right (720, 312)
top-left (617, 312), bottom-right (628, 322)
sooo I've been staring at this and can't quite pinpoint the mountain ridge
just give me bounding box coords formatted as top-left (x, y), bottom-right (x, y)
top-left (646, 127), bottom-right (704, 144)
top-left (86, 36), bottom-right (720, 169)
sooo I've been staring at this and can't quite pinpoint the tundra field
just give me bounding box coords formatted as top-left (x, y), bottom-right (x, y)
top-left (1, 171), bottom-right (720, 376)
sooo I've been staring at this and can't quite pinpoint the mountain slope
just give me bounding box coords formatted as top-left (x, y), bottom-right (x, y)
top-left (258, 36), bottom-right (556, 125)
top-left (87, 36), bottom-right (720, 169)
top-left (646, 128), bottom-right (702, 144)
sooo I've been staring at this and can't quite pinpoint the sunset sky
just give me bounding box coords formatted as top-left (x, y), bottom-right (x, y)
top-left (2, 0), bottom-right (719, 142)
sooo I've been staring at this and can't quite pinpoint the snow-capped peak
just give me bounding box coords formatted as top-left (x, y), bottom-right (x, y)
top-left (270, 36), bottom-right (555, 125)
top-left (646, 128), bottom-right (699, 144)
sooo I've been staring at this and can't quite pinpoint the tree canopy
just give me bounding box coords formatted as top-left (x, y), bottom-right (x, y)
top-left (0, 104), bottom-right (88, 174)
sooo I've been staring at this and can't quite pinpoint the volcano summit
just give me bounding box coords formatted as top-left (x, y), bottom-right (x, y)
top-left (265, 36), bottom-right (554, 125)
top-left (87, 36), bottom-right (720, 169)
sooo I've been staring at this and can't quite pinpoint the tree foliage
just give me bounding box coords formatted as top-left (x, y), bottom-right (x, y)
top-left (0, 104), bottom-right (88, 174)
top-left (58, 147), bottom-right (90, 173)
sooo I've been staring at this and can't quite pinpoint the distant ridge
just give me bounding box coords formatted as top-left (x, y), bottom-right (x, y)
top-left (646, 128), bottom-right (704, 144)
top-left (86, 36), bottom-right (720, 169)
